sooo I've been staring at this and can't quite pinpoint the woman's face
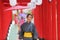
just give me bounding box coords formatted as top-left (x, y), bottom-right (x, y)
top-left (27, 15), bottom-right (33, 22)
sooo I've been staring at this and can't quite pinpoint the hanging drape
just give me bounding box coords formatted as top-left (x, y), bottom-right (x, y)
top-left (0, 0), bottom-right (60, 40)
top-left (0, 1), bottom-right (3, 40)
top-left (57, 0), bottom-right (60, 40)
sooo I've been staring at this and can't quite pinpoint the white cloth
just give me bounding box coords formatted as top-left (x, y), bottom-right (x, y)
top-left (7, 22), bottom-right (18, 40)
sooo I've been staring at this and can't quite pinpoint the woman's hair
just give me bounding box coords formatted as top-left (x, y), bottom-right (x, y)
top-left (27, 14), bottom-right (33, 18)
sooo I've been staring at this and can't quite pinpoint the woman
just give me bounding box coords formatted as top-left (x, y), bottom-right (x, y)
top-left (19, 14), bottom-right (39, 40)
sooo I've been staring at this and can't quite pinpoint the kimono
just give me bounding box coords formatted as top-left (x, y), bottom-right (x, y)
top-left (19, 22), bottom-right (38, 40)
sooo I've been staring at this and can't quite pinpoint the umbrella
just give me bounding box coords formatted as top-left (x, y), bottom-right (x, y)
top-left (4, 6), bottom-right (29, 11)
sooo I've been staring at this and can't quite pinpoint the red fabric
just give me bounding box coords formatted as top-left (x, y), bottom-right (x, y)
top-left (57, 0), bottom-right (60, 40)
top-left (33, 0), bottom-right (57, 40)
top-left (0, 1), bottom-right (3, 40)
top-left (2, 10), bottom-right (12, 40)
top-left (32, 5), bottom-right (43, 38)
top-left (0, 0), bottom-right (59, 40)
top-left (42, 0), bottom-right (53, 39)
top-left (1, 5), bottom-right (12, 40)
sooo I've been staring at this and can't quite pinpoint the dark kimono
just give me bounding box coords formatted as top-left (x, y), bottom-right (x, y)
top-left (19, 22), bottom-right (38, 40)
